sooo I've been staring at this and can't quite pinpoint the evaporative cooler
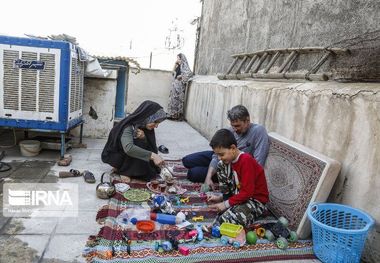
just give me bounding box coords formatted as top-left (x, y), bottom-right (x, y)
top-left (0, 35), bottom-right (84, 156)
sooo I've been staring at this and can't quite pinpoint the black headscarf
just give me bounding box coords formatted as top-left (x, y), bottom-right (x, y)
top-left (101, 100), bottom-right (164, 169)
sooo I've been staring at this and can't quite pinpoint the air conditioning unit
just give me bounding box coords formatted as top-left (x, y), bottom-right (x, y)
top-left (0, 35), bottom-right (84, 132)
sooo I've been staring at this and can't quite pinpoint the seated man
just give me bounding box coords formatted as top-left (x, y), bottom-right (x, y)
top-left (207, 129), bottom-right (269, 225)
top-left (182, 105), bottom-right (269, 187)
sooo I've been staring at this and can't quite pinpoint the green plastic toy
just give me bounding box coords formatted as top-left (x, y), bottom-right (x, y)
top-left (246, 231), bottom-right (257, 245)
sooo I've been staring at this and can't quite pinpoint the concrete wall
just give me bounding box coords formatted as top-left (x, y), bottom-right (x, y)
top-left (195, 0), bottom-right (380, 80)
top-left (72, 76), bottom-right (117, 139)
top-left (185, 76), bottom-right (380, 262)
top-left (126, 68), bottom-right (173, 113)
top-left (72, 68), bottom-right (172, 139)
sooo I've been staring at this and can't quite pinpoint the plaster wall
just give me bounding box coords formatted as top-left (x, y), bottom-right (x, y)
top-left (72, 77), bottom-right (117, 139)
top-left (186, 76), bottom-right (380, 262)
top-left (195, 0), bottom-right (380, 80)
top-left (126, 68), bottom-right (173, 113)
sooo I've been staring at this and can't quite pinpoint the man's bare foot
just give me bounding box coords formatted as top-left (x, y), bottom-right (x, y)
top-left (120, 175), bottom-right (131, 183)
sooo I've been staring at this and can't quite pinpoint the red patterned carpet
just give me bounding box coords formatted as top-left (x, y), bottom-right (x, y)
top-left (83, 160), bottom-right (316, 262)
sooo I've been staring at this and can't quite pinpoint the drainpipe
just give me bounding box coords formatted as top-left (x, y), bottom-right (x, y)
top-left (115, 67), bottom-right (126, 119)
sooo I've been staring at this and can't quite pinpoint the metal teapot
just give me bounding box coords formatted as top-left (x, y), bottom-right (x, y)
top-left (96, 172), bottom-right (115, 199)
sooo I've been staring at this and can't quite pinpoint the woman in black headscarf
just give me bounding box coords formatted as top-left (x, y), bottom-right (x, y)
top-left (101, 100), bottom-right (167, 181)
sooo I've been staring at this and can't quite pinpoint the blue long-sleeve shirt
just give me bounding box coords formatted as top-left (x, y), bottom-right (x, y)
top-left (210, 123), bottom-right (269, 169)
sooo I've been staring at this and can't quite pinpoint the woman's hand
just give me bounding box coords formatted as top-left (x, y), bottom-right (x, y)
top-left (134, 128), bottom-right (145, 139)
top-left (150, 152), bottom-right (165, 166)
top-left (176, 75), bottom-right (182, 80)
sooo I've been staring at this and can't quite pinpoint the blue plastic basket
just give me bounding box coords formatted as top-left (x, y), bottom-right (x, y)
top-left (307, 203), bottom-right (374, 263)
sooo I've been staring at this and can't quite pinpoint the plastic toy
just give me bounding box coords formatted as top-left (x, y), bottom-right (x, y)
top-left (192, 215), bottom-right (204, 222)
top-left (136, 220), bottom-right (155, 232)
top-left (176, 211), bottom-right (186, 222)
top-left (180, 196), bottom-right (190, 203)
top-left (246, 231), bottom-right (257, 245)
top-left (169, 238), bottom-right (179, 250)
top-left (104, 250), bottom-right (113, 259)
top-left (196, 224), bottom-right (204, 241)
top-left (188, 230), bottom-right (198, 238)
top-left (220, 228), bottom-right (246, 248)
top-left (260, 217), bottom-right (298, 250)
top-left (161, 241), bottom-right (173, 251)
top-left (150, 212), bottom-right (184, 225)
top-left (155, 241), bottom-right (170, 252)
top-left (255, 227), bottom-right (266, 238)
top-left (169, 195), bottom-right (181, 206)
top-left (154, 239), bottom-right (179, 252)
top-left (122, 233), bottom-right (132, 255)
top-left (211, 225), bottom-right (221, 237)
top-left (179, 246), bottom-right (190, 255)
top-left (220, 223), bottom-right (243, 238)
top-left (152, 194), bottom-right (175, 214)
top-left (183, 236), bottom-right (197, 243)
top-left (201, 225), bottom-right (210, 233)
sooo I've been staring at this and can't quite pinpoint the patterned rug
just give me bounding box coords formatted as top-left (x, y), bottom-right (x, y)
top-left (83, 160), bottom-right (316, 263)
top-left (265, 133), bottom-right (341, 239)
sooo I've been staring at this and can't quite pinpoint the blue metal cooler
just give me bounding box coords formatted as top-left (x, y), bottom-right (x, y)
top-left (0, 35), bottom-right (84, 157)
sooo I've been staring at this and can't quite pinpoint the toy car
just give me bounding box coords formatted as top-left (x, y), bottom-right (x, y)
top-left (220, 228), bottom-right (246, 248)
top-left (191, 215), bottom-right (204, 222)
top-left (180, 197), bottom-right (190, 203)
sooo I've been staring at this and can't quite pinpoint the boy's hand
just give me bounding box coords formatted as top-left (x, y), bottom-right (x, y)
top-left (209, 202), bottom-right (227, 213)
top-left (205, 177), bottom-right (216, 191)
top-left (207, 194), bottom-right (223, 203)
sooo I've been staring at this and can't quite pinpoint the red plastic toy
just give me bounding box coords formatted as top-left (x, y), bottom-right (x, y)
top-left (136, 220), bottom-right (155, 232)
top-left (179, 246), bottom-right (190, 255)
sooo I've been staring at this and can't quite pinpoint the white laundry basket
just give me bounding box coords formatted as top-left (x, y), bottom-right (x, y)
top-left (19, 140), bottom-right (41, 157)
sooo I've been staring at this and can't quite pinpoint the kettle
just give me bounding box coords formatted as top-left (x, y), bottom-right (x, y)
top-left (96, 172), bottom-right (115, 199)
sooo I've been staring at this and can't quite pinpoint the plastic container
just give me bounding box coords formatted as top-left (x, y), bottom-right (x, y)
top-left (117, 208), bottom-right (150, 227)
top-left (150, 213), bottom-right (183, 225)
top-left (307, 203), bottom-right (374, 263)
top-left (136, 220), bottom-right (155, 232)
top-left (19, 140), bottom-right (41, 157)
top-left (220, 223), bottom-right (243, 238)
